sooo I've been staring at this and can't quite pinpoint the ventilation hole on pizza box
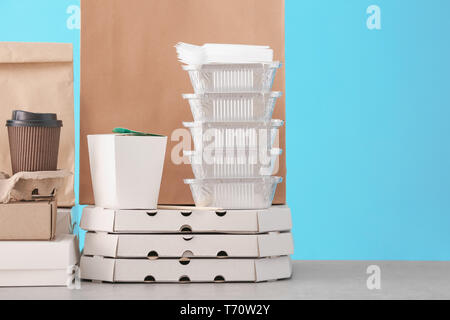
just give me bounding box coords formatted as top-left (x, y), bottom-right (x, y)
top-left (144, 275), bottom-right (155, 282)
top-left (182, 250), bottom-right (194, 258)
top-left (179, 257), bottom-right (191, 265)
top-left (214, 275), bottom-right (225, 283)
top-left (32, 188), bottom-right (39, 195)
top-left (183, 235), bottom-right (194, 241)
top-left (181, 211), bottom-right (192, 217)
top-left (147, 251), bottom-right (159, 260)
top-left (217, 251), bottom-right (228, 258)
top-left (146, 211), bottom-right (157, 217)
top-left (215, 211), bottom-right (227, 217)
top-left (179, 276), bottom-right (191, 283)
top-left (180, 225), bottom-right (192, 233)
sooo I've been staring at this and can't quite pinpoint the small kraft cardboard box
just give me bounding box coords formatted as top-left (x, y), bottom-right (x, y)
top-left (0, 200), bottom-right (57, 241)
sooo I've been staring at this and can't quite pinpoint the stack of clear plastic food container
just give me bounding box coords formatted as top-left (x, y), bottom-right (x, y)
top-left (181, 62), bottom-right (283, 209)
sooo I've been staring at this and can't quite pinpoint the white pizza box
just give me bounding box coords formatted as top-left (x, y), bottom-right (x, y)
top-left (80, 255), bottom-right (292, 283)
top-left (0, 234), bottom-right (80, 287)
top-left (83, 231), bottom-right (293, 258)
top-left (81, 205), bottom-right (292, 234)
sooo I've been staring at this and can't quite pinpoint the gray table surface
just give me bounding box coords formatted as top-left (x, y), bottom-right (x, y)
top-left (0, 260), bottom-right (449, 300)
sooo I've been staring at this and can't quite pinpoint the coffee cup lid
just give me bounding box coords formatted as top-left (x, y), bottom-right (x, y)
top-left (6, 110), bottom-right (63, 128)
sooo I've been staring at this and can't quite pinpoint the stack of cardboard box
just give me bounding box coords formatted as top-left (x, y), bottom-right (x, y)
top-left (0, 186), bottom-right (79, 287)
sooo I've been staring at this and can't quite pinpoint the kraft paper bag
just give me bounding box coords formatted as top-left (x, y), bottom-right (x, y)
top-left (0, 42), bottom-right (75, 207)
top-left (80, 0), bottom-right (286, 205)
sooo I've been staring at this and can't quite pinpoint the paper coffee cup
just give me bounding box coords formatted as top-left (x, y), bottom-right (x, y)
top-left (6, 110), bottom-right (62, 174)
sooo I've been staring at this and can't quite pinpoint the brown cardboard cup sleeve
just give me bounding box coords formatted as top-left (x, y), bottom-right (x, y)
top-left (7, 110), bottom-right (63, 174)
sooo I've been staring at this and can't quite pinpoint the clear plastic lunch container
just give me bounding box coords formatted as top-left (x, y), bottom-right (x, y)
top-left (183, 92), bottom-right (282, 122)
top-left (182, 62), bottom-right (282, 93)
top-left (185, 176), bottom-right (282, 209)
top-left (183, 120), bottom-right (284, 151)
top-left (184, 148), bottom-right (282, 179)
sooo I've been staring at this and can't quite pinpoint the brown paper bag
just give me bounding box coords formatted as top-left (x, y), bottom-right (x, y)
top-left (0, 42), bottom-right (75, 207)
top-left (80, 0), bottom-right (286, 205)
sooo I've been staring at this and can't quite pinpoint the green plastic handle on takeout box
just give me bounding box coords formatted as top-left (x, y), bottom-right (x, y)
top-left (113, 127), bottom-right (164, 137)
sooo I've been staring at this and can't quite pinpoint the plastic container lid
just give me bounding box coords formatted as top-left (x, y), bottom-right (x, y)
top-left (182, 92), bottom-right (283, 99)
top-left (183, 119), bottom-right (284, 128)
top-left (182, 61), bottom-right (282, 71)
top-left (6, 110), bottom-right (63, 128)
top-left (184, 176), bottom-right (283, 185)
top-left (183, 147), bottom-right (283, 156)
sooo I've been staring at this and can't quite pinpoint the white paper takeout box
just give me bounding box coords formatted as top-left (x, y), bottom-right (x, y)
top-left (80, 255), bottom-right (291, 283)
top-left (81, 205), bottom-right (292, 234)
top-left (83, 232), bottom-right (293, 258)
top-left (88, 134), bottom-right (167, 209)
top-left (0, 234), bottom-right (79, 287)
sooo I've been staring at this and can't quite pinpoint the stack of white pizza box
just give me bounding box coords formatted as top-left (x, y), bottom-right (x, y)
top-left (80, 205), bottom-right (292, 283)
top-left (80, 44), bottom-right (293, 283)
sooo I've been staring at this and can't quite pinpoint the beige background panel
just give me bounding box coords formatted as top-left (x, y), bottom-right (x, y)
top-left (80, 0), bottom-right (285, 205)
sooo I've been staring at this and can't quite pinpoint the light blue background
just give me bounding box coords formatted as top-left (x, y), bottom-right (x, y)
top-left (1, 0), bottom-right (449, 260)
